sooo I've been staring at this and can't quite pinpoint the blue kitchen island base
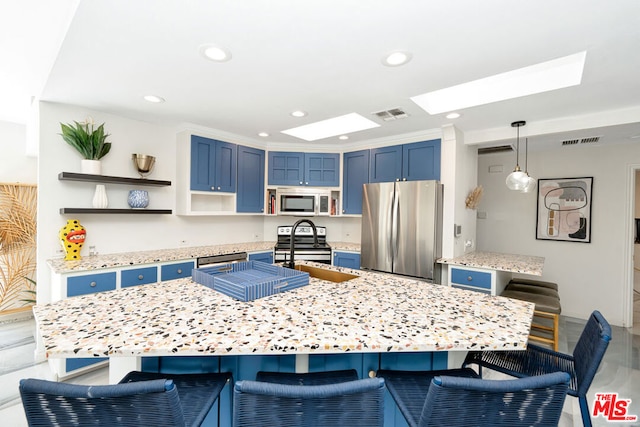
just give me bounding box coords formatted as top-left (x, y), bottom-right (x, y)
top-left (140, 351), bottom-right (448, 427)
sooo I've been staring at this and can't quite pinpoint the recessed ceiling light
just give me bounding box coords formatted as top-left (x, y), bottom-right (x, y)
top-left (282, 113), bottom-right (380, 142)
top-left (258, 132), bottom-right (269, 137)
top-left (199, 44), bottom-right (232, 62)
top-left (339, 135), bottom-right (349, 140)
top-left (290, 110), bottom-right (307, 118)
top-left (143, 95), bottom-right (165, 103)
top-left (382, 51), bottom-right (412, 67)
top-left (411, 51), bottom-right (587, 114)
top-left (446, 112), bottom-right (460, 119)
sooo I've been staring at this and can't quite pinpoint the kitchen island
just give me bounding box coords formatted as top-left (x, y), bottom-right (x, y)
top-left (35, 261), bottom-right (533, 426)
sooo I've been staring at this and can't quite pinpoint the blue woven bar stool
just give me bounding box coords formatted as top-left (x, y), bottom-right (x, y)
top-left (20, 370), bottom-right (231, 427)
top-left (256, 369), bottom-right (359, 385)
top-left (464, 310), bottom-right (611, 427)
top-left (377, 368), bottom-right (569, 426)
top-left (233, 377), bottom-right (386, 427)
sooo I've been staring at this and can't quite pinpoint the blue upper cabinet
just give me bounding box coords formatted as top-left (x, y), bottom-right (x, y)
top-left (268, 152), bottom-right (305, 186)
top-left (369, 145), bottom-right (403, 183)
top-left (403, 139), bottom-right (441, 181)
top-left (268, 152), bottom-right (339, 187)
top-left (370, 139), bottom-right (441, 182)
top-left (237, 145), bottom-right (265, 213)
top-left (190, 135), bottom-right (237, 192)
top-left (305, 153), bottom-right (339, 187)
top-left (342, 150), bottom-right (369, 214)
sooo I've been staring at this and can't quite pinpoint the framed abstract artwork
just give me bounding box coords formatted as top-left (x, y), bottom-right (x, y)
top-left (536, 177), bottom-right (593, 243)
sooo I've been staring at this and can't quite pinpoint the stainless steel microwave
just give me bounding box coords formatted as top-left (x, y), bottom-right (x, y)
top-left (276, 188), bottom-right (331, 216)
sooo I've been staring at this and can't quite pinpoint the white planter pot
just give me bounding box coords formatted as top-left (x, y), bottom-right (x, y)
top-left (81, 159), bottom-right (102, 175)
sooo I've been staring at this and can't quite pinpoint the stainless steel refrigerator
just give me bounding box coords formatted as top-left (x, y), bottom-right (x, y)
top-left (361, 180), bottom-right (443, 280)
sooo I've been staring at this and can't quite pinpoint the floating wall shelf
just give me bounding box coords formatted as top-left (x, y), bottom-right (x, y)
top-left (59, 208), bottom-right (172, 214)
top-left (58, 172), bottom-right (171, 187)
top-left (58, 172), bottom-right (173, 215)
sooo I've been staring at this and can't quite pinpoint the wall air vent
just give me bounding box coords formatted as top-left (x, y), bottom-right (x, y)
top-left (561, 139), bottom-right (579, 146)
top-left (478, 145), bottom-right (513, 155)
top-left (580, 136), bottom-right (600, 144)
top-left (562, 136), bottom-right (601, 146)
top-left (373, 108), bottom-right (409, 121)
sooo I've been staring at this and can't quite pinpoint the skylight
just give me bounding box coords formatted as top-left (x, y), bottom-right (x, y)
top-left (410, 51), bottom-right (587, 114)
top-left (281, 113), bottom-right (380, 141)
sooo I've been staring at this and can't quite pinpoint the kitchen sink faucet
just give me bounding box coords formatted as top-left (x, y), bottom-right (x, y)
top-left (287, 219), bottom-right (319, 269)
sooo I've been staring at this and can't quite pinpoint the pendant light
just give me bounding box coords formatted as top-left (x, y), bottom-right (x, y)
top-left (505, 121), bottom-right (529, 190)
top-left (520, 137), bottom-right (537, 193)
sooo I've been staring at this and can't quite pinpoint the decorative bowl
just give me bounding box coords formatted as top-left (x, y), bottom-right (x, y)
top-left (132, 154), bottom-right (155, 178)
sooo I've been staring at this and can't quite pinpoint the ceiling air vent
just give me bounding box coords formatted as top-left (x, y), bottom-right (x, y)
top-left (373, 108), bottom-right (409, 121)
top-left (478, 145), bottom-right (513, 155)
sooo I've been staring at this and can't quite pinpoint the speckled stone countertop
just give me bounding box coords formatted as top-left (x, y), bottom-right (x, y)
top-left (48, 241), bottom-right (361, 274)
top-left (328, 241), bottom-right (361, 251)
top-left (438, 251), bottom-right (544, 276)
top-left (47, 242), bottom-right (277, 274)
top-left (34, 261), bottom-right (534, 358)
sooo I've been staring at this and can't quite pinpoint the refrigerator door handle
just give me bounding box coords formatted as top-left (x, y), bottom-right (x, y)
top-left (391, 187), bottom-right (399, 261)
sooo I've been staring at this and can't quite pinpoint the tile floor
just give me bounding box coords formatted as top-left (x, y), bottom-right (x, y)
top-left (1, 303), bottom-right (639, 426)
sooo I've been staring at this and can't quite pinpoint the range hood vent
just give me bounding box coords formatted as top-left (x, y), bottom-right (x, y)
top-left (562, 136), bottom-right (601, 146)
top-left (373, 108), bottom-right (409, 121)
top-left (478, 145), bottom-right (513, 155)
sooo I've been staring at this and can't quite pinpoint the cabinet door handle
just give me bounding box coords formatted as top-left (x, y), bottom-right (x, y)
top-left (138, 274), bottom-right (144, 280)
top-left (211, 186), bottom-right (215, 191)
top-left (402, 177), bottom-right (407, 181)
top-left (396, 178), bottom-right (400, 182)
top-left (177, 269), bottom-right (183, 274)
top-left (299, 181), bottom-right (303, 185)
top-left (217, 186), bottom-right (221, 190)
top-left (305, 182), bottom-right (308, 185)
top-left (342, 209), bottom-right (345, 213)
top-left (90, 281), bottom-right (97, 287)
top-left (467, 276), bottom-right (473, 281)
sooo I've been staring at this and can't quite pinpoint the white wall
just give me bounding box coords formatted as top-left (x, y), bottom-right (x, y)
top-left (0, 120), bottom-right (37, 183)
top-left (477, 141), bottom-right (639, 327)
top-left (441, 125), bottom-right (478, 259)
top-left (36, 102), bottom-right (377, 304)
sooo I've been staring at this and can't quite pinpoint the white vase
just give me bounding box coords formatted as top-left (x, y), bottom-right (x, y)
top-left (81, 159), bottom-right (102, 175)
top-left (92, 184), bottom-right (108, 209)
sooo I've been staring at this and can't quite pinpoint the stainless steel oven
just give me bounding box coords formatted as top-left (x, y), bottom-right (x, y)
top-left (274, 225), bottom-right (331, 264)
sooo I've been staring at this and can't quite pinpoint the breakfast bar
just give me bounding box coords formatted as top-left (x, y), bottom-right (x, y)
top-left (34, 261), bottom-right (534, 426)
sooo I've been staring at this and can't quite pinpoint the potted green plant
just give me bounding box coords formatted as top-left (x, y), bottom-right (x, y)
top-left (60, 117), bottom-right (112, 175)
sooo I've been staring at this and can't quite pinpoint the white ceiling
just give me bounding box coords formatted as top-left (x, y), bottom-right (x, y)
top-left (3, 0), bottom-right (640, 151)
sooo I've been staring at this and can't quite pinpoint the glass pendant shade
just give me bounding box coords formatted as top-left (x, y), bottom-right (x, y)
top-left (521, 175), bottom-right (537, 193)
top-left (506, 167), bottom-right (528, 190)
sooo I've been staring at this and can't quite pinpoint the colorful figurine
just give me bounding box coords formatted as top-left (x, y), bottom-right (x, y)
top-left (58, 219), bottom-right (86, 260)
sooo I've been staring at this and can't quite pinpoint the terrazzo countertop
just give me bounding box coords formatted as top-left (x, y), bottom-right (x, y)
top-left (328, 241), bottom-right (361, 252)
top-left (438, 251), bottom-right (544, 276)
top-left (34, 261), bottom-right (534, 359)
top-left (47, 242), bottom-right (277, 274)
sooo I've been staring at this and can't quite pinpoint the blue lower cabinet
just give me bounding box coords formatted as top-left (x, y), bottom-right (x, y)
top-left (333, 251), bottom-right (361, 270)
top-left (161, 261), bottom-right (195, 281)
top-left (66, 272), bottom-right (116, 297)
top-left (141, 351), bottom-right (445, 426)
top-left (121, 266), bottom-right (157, 288)
top-left (65, 357), bottom-right (108, 372)
top-left (248, 251), bottom-right (274, 264)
